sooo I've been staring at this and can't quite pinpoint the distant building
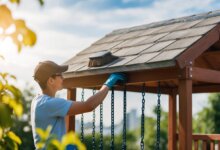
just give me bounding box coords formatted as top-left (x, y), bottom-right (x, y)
top-left (126, 109), bottom-right (138, 131)
top-left (75, 109), bottom-right (139, 135)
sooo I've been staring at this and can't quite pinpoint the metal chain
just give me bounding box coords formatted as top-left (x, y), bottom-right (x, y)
top-left (155, 82), bottom-right (161, 150)
top-left (80, 88), bottom-right (85, 143)
top-left (99, 102), bottom-right (103, 150)
top-left (110, 87), bottom-right (115, 150)
top-left (92, 89), bottom-right (96, 150)
top-left (140, 83), bottom-right (146, 150)
top-left (122, 85), bottom-right (127, 150)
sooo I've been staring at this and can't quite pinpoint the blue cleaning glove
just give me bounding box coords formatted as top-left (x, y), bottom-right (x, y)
top-left (104, 73), bottom-right (127, 89)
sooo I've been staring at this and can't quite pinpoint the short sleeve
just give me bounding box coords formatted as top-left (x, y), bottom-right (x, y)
top-left (44, 98), bottom-right (73, 117)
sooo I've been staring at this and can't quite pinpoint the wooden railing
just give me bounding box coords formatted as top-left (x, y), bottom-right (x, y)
top-left (193, 134), bottom-right (220, 150)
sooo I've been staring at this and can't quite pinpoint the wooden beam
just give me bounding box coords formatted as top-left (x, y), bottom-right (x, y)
top-left (203, 50), bottom-right (220, 70)
top-left (192, 134), bottom-right (220, 141)
top-left (176, 25), bottom-right (220, 68)
top-left (63, 67), bottom-right (179, 88)
top-left (65, 88), bottom-right (76, 132)
top-left (193, 84), bottom-right (220, 93)
top-left (192, 67), bottom-right (220, 83)
top-left (168, 90), bottom-right (177, 150)
top-left (116, 85), bottom-right (172, 94)
top-left (178, 78), bottom-right (192, 150)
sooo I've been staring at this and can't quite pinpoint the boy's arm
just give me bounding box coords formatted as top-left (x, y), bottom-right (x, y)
top-left (67, 85), bottom-right (109, 115)
top-left (66, 73), bottom-right (126, 116)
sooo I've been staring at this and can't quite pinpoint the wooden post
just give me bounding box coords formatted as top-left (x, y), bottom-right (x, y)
top-left (178, 79), bottom-right (192, 150)
top-left (65, 88), bottom-right (76, 132)
top-left (168, 89), bottom-right (177, 150)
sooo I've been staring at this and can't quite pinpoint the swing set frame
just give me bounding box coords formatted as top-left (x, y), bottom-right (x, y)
top-left (63, 25), bottom-right (220, 150)
top-left (61, 8), bottom-right (220, 148)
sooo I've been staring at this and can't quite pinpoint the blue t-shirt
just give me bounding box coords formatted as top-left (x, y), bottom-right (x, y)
top-left (31, 94), bottom-right (73, 149)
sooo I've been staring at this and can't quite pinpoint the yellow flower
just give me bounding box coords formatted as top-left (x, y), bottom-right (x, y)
top-left (36, 125), bottom-right (52, 141)
top-left (36, 142), bottom-right (45, 149)
top-left (61, 132), bottom-right (86, 150)
top-left (50, 139), bottom-right (61, 149)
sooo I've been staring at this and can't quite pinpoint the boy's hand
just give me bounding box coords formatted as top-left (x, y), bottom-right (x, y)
top-left (104, 73), bottom-right (127, 89)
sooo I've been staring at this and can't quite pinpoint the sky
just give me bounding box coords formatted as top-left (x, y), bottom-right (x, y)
top-left (0, 0), bottom-right (219, 126)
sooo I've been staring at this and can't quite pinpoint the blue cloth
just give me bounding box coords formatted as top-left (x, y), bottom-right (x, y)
top-left (31, 94), bottom-right (73, 149)
top-left (104, 73), bottom-right (127, 89)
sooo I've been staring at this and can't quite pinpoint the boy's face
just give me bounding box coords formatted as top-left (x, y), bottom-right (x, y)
top-left (48, 74), bottom-right (64, 91)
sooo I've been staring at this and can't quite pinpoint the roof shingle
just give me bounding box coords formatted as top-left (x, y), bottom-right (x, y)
top-left (63, 10), bottom-right (220, 77)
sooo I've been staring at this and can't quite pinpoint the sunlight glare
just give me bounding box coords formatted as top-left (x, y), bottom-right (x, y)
top-left (0, 27), bottom-right (3, 34)
top-left (0, 37), bottom-right (17, 60)
top-left (5, 24), bottom-right (16, 34)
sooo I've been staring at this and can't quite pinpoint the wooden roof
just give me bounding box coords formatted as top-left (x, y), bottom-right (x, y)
top-left (62, 10), bottom-right (220, 78)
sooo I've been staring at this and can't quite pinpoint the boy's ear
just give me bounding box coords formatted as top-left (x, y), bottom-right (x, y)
top-left (47, 77), bottom-right (54, 84)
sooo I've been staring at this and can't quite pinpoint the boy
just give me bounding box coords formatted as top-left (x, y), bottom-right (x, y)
top-left (31, 60), bottom-right (126, 149)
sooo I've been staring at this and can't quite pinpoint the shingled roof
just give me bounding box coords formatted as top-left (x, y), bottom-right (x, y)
top-left (62, 10), bottom-right (220, 78)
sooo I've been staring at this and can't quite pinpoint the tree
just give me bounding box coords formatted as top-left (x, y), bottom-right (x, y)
top-left (143, 107), bottom-right (168, 149)
top-left (11, 83), bottom-right (36, 149)
top-left (193, 93), bottom-right (220, 134)
top-left (0, 1), bottom-right (42, 149)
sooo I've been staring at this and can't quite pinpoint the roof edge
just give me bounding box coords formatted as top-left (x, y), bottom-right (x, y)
top-left (63, 60), bottom-right (176, 78)
top-left (109, 9), bottom-right (220, 36)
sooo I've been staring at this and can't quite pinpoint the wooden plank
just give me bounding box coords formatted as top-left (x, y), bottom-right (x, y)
top-left (113, 44), bottom-right (153, 56)
top-left (176, 25), bottom-right (220, 68)
top-left (126, 52), bottom-right (160, 65)
top-left (194, 140), bottom-right (199, 150)
top-left (168, 90), bottom-right (177, 150)
top-left (202, 141), bottom-right (207, 150)
top-left (63, 67), bottom-right (179, 88)
top-left (193, 84), bottom-right (220, 93)
top-left (65, 88), bottom-right (76, 132)
top-left (193, 134), bottom-right (220, 140)
top-left (178, 78), bottom-right (192, 150)
top-left (218, 141), bottom-right (220, 150)
top-left (116, 30), bottom-right (143, 41)
top-left (149, 48), bottom-right (185, 63)
top-left (109, 56), bottom-right (137, 67)
top-left (164, 36), bottom-right (202, 50)
top-left (210, 141), bottom-right (215, 150)
top-left (141, 40), bottom-right (175, 53)
top-left (202, 50), bottom-right (220, 70)
top-left (194, 53), bottom-right (211, 69)
top-left (115, 84), bottom-right (172, 94)
top-left (116, 35), bottom-right (152, 48)
top-left (192, 67), bottom-right (220, 83)
top-left (159, 25), bottom-right (215, 42)
top-left (138, 33), bottom-right (168, 45)
top-left (195, 16), bottom-right (220, 27)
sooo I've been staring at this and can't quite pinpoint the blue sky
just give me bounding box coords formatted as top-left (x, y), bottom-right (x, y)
top-left (0, 0), bottom-right (219, 125)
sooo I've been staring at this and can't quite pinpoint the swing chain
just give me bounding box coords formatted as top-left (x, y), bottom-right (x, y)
top-left (155, 82), bottom-right (161, 150)
top-left (110, 88), bottom-right (115, 150)
top-left (122, 85), bottom-right (127, 150)
top-left (140, 83), bottom-right (146, 150)
top-left (81, 88), bottom-right (85, 143)
top-left (92, 89), bottom-right (96, 150)
top-left (99, 102), bottom-right (103, 150)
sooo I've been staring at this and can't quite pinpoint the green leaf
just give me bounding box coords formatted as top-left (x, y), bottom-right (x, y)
top-left (0, 103), bottom-right (12, 128)
top-left (39, 0), bottom-right (44, 6)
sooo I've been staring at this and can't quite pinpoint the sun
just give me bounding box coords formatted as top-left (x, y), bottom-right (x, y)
top-left (0, 36), bottom-right (17, 60)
